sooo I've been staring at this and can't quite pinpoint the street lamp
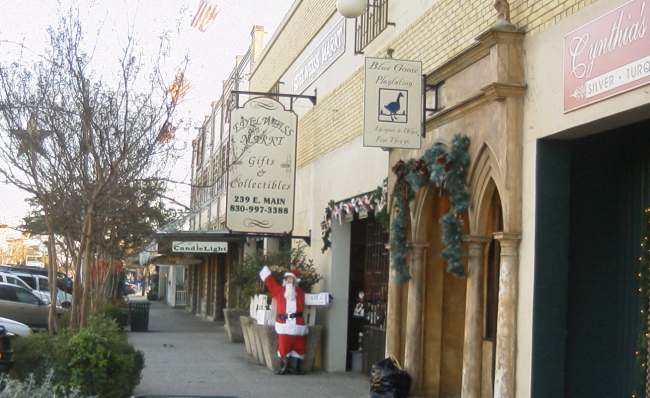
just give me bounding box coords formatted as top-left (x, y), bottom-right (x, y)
top-left (336, 0), bottom-right (367, 18)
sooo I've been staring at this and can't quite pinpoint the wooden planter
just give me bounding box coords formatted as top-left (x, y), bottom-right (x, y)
top-left (253, 324), bottom-right (323, 373)
top-left (240, 315), bottom-right (255, 355)
top-left (223, 308), bottom-right (246, 343)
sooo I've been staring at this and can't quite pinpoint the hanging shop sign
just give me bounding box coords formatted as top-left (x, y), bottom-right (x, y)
top-left (172, 241), bottom-right (228, 254)
top-left (292, 17), bottom-right (346, 94)
top-left (564, 0), bottom-right (650, 112)
top-left (226, 97), bottom-right (297, 234)
top-left (364, 57), bottom-right (422, 149)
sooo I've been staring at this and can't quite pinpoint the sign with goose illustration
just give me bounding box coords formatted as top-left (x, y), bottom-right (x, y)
top-left (364, 57), bottom-right (422, 149)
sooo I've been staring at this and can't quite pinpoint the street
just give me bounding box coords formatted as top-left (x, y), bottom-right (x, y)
top-left (129, 302), bottom-right (369, 398)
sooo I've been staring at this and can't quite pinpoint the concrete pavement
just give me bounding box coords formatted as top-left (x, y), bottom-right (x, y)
top-left (128, 302), bottom-right (369, 398)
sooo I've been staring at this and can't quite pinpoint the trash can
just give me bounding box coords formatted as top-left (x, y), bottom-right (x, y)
top-left (128, 300), bottom-right (151, 332)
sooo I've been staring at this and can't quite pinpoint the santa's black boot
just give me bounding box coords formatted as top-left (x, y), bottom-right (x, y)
top-left (289, 357), bottom-right (305, 375)
top-left (275, 357), bottom-right (289, 375)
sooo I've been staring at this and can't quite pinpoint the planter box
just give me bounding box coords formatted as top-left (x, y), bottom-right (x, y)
top-left (240, 316), bottom-right (254, 355)
top-left (254, 324), bottom-right (323, 373)
top-left (223, 308), bottom-right (246, 343)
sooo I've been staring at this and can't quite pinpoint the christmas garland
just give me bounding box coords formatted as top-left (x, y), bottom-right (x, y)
top-left (390, 134), bottom-right (471, 283)
top-left (320, 179), bottom-right (388, 253)
top-left (632, 207), bottom-right (650, 398)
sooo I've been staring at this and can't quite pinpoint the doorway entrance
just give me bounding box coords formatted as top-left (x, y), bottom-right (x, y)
top-left (533, 119), bottom-right (650, 397)
top-left (346, 216), bottom-right (389, 373)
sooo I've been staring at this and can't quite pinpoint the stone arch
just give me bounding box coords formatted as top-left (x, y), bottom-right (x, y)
top-left (468, 143), bottom-right (505, 235)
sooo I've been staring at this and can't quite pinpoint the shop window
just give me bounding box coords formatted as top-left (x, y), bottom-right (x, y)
top-left (355, 0), bottom-right (393, 54)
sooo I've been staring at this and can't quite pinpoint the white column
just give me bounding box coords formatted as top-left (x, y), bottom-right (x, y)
top-left (493, 233), bottom-right (521, 398)
top-left (461, 236), bottom-right (490, 398)
top-left (403, 241), bottom-right (428, 393)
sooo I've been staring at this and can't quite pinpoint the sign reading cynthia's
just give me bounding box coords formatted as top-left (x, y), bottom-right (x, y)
top-left (564, 0), bottom-right (650, 112)
top-left (226, 97), bottom-right (297, 234)
top-left (364, 57), bottom-right (422, 149)
top-left (172, 241), bottom-right (228, 254)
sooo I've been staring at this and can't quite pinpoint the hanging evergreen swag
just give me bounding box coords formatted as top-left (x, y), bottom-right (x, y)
top-left (390, 134), bottom-right (471, 283)
top-left (632, 207), bottom-right (650, 398)
top-left (320, 179), bottom-right (388, 252)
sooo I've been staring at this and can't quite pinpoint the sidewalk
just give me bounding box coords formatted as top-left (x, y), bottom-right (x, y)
top-left (128, 302), bottom-right (369, 398)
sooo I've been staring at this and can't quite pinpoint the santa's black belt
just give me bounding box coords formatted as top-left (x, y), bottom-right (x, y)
top-left (277, 312), bottom-right (303, 321)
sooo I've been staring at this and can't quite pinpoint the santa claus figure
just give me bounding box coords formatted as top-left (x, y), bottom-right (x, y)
top-left (259, 265), bottom-right (308, 375)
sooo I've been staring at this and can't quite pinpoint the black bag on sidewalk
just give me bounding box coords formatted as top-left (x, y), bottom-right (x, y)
top-left (369, 357), bottom-right (411, 398)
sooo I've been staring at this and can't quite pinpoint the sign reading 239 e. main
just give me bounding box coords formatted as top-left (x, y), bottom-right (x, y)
top-left (364, 58), bottom-right (422, 149)
top-left (226, 97), bottom-right (297, 234)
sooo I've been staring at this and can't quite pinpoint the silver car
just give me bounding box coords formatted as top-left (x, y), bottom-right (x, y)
top-left (0, 282), bottom-right (66, 330)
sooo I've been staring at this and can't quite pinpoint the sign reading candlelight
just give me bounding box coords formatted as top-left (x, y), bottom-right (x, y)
top-left (564, 0), bottom-right (650, 112)
top-left (172, 241), bottom-right (228, 254)
top-left (226, 97), bottom-right (297, 234)
top-left (364, 57), bottom-right (422, 149)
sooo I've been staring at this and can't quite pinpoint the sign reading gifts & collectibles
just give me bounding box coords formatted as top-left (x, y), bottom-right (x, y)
top-left (363, 57), bottom-right (422, 149)
top-left (226, 97), bottom-right (298, 234)
top-left (564, 0), bottom-right (650, 112)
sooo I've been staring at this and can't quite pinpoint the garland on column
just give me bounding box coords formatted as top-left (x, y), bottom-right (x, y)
top-left (632, 207), bottom-right (650, 398)
top-left (390, 134), bottom-right (471, 283)
top-left (320, 179), bottom-right (388, 253)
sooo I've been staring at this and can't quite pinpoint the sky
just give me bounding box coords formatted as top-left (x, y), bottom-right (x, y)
top-left (0, 0), bottom-right (294, 227)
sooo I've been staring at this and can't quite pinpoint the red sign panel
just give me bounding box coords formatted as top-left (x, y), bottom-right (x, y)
top-left (564, 0), bottom-right (650, 112)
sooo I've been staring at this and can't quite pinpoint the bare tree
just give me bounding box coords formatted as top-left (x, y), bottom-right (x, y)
top-left (0, 9), bottom-right (186, 329)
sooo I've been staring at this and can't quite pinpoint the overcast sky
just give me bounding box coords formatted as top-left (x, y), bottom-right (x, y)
top-left (0, 0), bottom-right (293, 227)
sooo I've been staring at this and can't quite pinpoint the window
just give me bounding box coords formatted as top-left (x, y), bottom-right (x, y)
top-left (18, 275), bottom-right (36, 290)
top-left (355, 0), bottom-right (393, 54)
top-left (0, 285), bottom-right (18, 301)
top-left (38, 278), bottom-right (49, 292)
top-left (16, 288), bottom-right (40, 305)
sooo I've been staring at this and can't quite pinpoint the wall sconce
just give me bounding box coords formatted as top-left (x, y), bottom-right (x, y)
top-left (336, 0), bottom-right (367, 18)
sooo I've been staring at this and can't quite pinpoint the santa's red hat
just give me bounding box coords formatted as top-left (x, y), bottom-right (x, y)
top-left (283, 269), bottom-right (301, 282)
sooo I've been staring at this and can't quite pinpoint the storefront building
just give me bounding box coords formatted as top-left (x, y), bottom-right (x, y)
top-left (186, 0), bottom-right (649, 395)
top-left (245, 0), bottom-right (443, 373)
top-left (522, 1), bottom-right (650, 397)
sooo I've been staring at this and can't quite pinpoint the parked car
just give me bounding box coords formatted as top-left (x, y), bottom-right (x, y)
top-left (0, 282), bottom-right (66, 331)
top-left (7, 272), bottom-right (72, 307)
top-left (0, 317), bottom-right (32, 337)
top-left (0, 325), bottom-right (12, 373)
top-left (0, 265), bottom-right (73, 294)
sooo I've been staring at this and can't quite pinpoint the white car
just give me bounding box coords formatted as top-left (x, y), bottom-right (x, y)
top-left (8, 272), bottom-right (72, 308)
top-left (0, 317), bottom-right (32, 337)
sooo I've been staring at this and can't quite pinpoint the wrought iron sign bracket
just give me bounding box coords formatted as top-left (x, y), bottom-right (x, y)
top-left (231, 89), bottom-right (317, 112)
top-left (421, 77), bottom-right (445, 137)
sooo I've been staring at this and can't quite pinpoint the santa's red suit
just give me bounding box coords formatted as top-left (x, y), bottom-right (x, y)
top-left (259, 265), bottom-right (308, 360)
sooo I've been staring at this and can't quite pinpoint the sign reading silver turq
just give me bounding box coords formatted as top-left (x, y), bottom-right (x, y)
top-left (364, 57), bottom-right (422, 149)
top-left (226, 97), bottom-right (297, 234)
top-left (172, 241), bottom-right (228, 254)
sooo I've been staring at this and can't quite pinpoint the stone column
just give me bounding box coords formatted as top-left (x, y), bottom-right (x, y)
top-left (403, 241), bottom-right (428, 393)
top-left (461, 236), bottom-right (490, 398)
top-left (493, 233), bottom-right (521, 398)
top-left (385, 245), bottom-right (402, 359)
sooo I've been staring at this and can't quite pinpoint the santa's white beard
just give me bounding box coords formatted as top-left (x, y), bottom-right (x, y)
top-left (284, 283), bottom-right (296, 301)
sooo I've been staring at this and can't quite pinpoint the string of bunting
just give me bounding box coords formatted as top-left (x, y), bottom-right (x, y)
top-left (390, 134), bottom-right (471, 283)
top-left (320, 179), bottom-right (388, 253)
top-left (632, 207), bottom-right (650, 398)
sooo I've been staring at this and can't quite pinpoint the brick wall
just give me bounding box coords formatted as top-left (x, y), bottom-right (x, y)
top-left (254, 0), bottom-right (599, 168)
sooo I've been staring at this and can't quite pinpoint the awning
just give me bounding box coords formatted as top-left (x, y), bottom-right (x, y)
top-left (149, 254), bottom-right (203, 266)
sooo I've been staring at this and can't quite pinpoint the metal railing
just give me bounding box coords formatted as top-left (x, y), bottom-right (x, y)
top-left (355, 0), bottom-right (393, 54)
top-left (175, 290), bottom-right (187, 307)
